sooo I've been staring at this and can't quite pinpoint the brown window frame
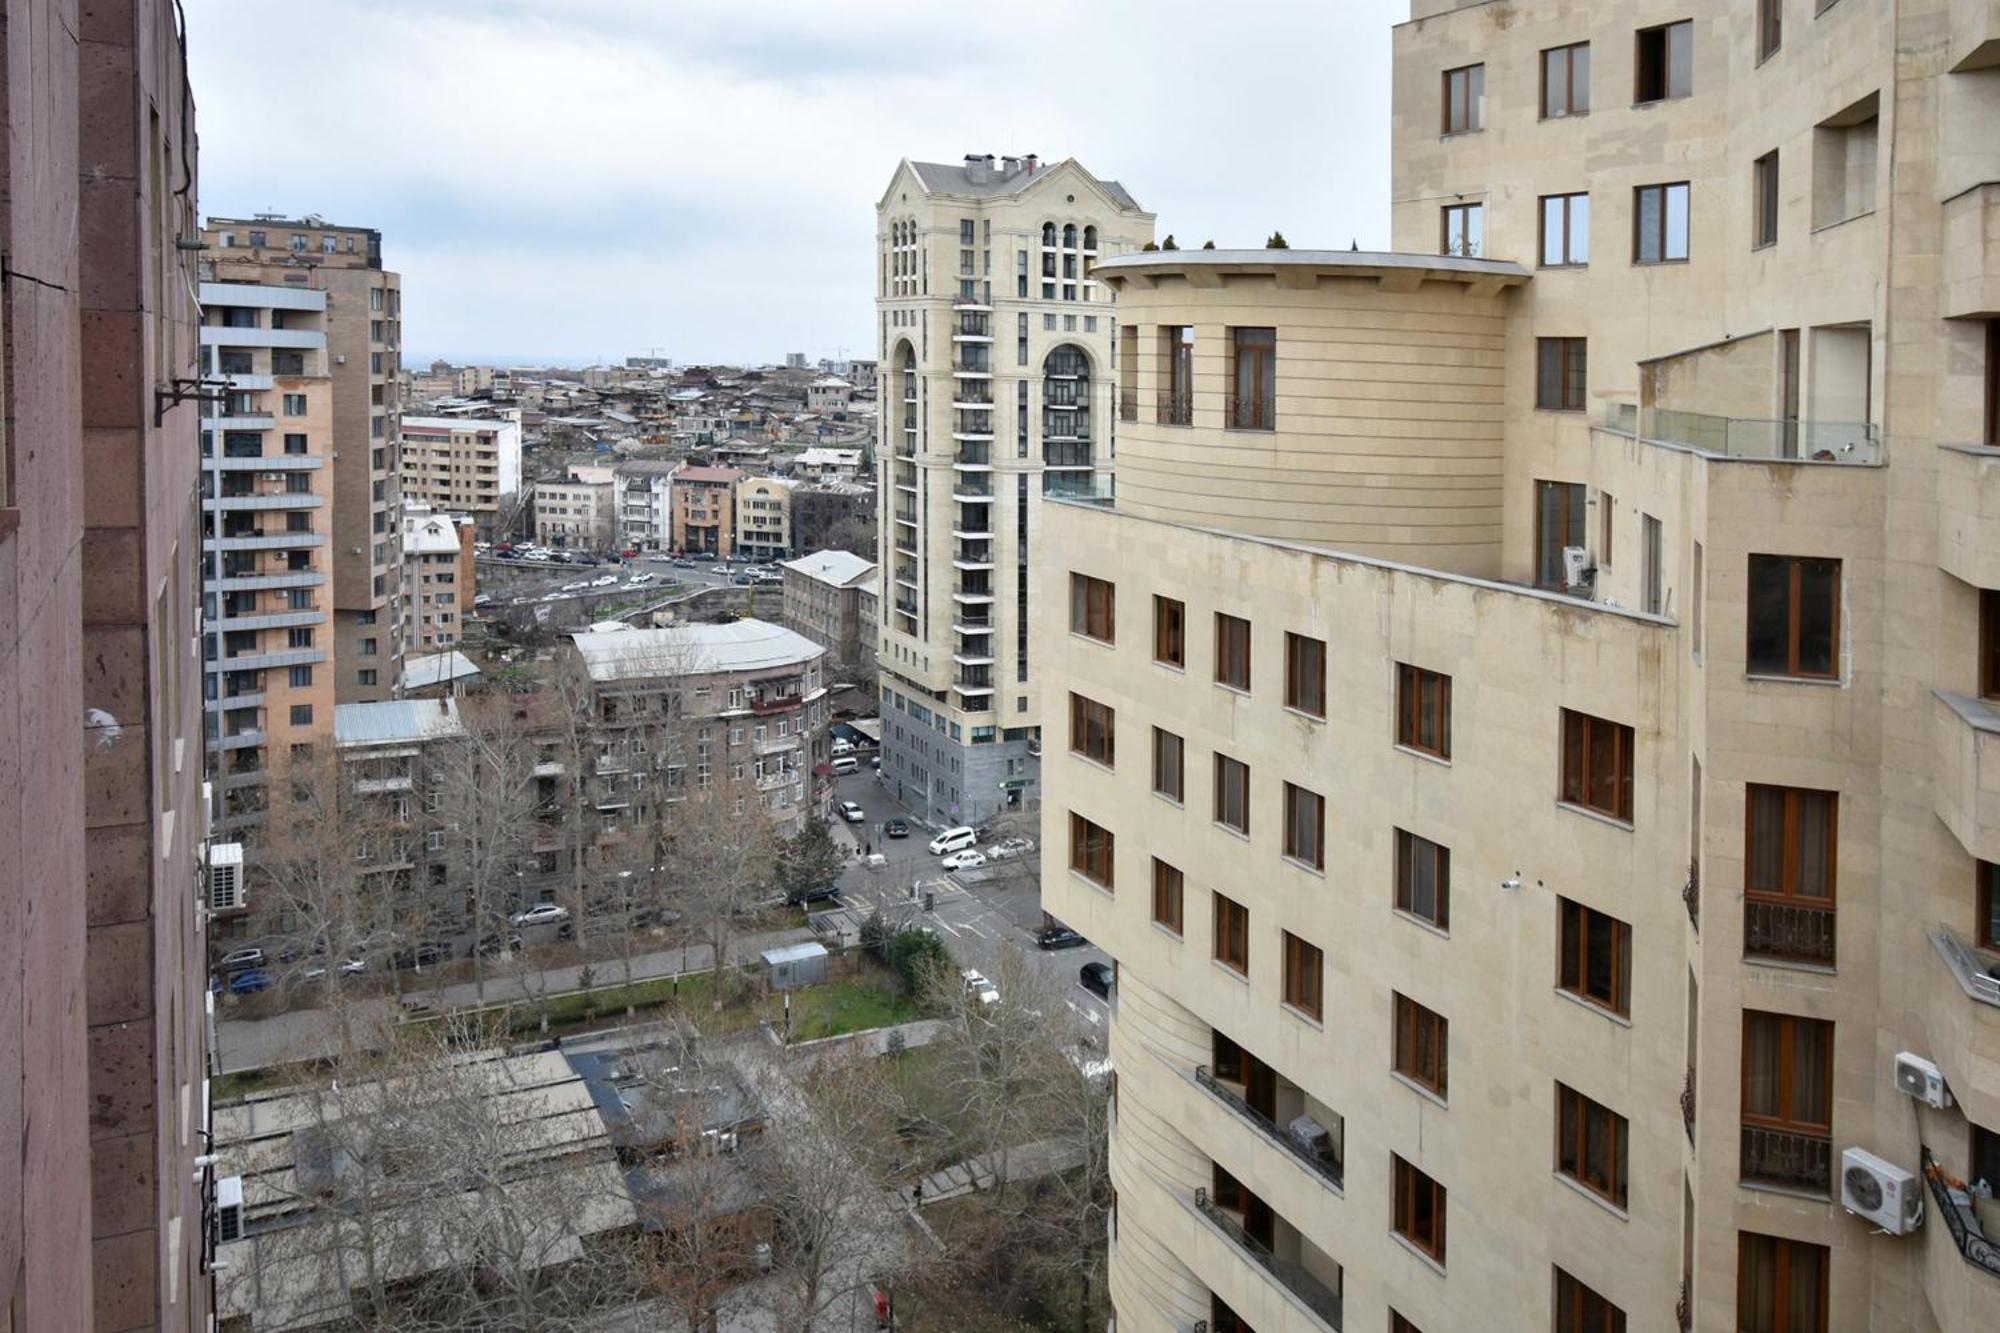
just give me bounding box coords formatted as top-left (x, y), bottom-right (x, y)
top-left (1069, 572), bottom-right (1115, 643)
top-left (1395, 828), bottom-right (1451, 930)
top-left (1535, 478), bottom-right (1587, 589)
top-left (1213, 892), bottom-right (1249, 974)
top-left (1395, 663), bottom-right (1452, 759)
top-left (1978, 860), bottom-right (2000, 950)
top-left (1151, 859), bottom-right (1184, 935)
top-left (1744, 783), bottom-right (1837, 912)
top-left (1753, 151), bottom-right (1779, 249)
top-left (1633, 182), bottom-right (1691, 264)
top-left (1537, 337), bottom-right (1588, 411)
top-left (1757, 0), bottom-right (1782, 62)
top-left (1068, 812), bottom-right (1114, 890)
top-left (1068, 693), bottom-right (1115, 768)
top-left (1558, 897), bottom-right (1633, 1017)
top-left (1215, 613), bottom-right (1252, 691)
top-left (1540, 42), bottom-right (1590, 119)
top-left (1556, 1084), bottom-right (1630, 1208)
top-left (1214, 753), bottom-right (1250, 836)
top-left (1228, 327), bottom-right (1276, 430)
top-left (1554, 1267), bottom-right (1628, 1333)
top-left (1560, 708), bottom-right (1635, 823)
top-left (1539, 193), bottom-right (1590, 268)
top-left (1746, 554), bottom-right (1840, 679)
top-left (1736, 1233), bottom-right (1829, 1333)
top-left (1441, 63), bottom-right (1484, 135)
top-left (1980, 589), bottom-right (2000, 699)
top-left (1284, 632), bottom-right (1326, 718)
top-left (1634, 20), bottom-right (1694, 104)
top-left (1393, 993), bottom-right (1449, 1097)
top-left (1283, 782), bottom-right (1325, 871)
top-left (1741, 1010), bottom-right (1833, 1134)
top-left (1440, 202), bottom-right (1483, 259)
top-left (1392, 1155), bottom-right (1447, 1263)
top-left (1153, 594), bottom-right (1185, 667)
top-left (1282, 931), bottom-right (1323, 1021)
top-left (1151, 726), bottom-right (1184, 802)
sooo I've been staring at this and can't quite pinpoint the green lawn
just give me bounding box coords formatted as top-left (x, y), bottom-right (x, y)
top-left (767, 974), bottom-right (921, 1041)
top-left (454, 963), bottom-right (916, 1042)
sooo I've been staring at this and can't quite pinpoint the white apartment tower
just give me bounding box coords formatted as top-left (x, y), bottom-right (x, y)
top-left (874, 154), bottom-right (1153, 826)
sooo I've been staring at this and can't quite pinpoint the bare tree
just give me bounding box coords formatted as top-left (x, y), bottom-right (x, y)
top-left (436, 697), bottom-right (545, 1007)
top-left (663, 790), bottom-right (779, 1008)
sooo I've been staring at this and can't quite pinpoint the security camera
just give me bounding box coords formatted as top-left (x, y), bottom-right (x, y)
top-left (1500, 873), bottom-right (1523, 892)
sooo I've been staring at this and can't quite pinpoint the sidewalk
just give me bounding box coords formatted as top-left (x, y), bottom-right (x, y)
top-left (910, 1137), bottom-right (1086, 1207)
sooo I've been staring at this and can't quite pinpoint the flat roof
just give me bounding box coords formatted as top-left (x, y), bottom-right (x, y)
top-left (332, 698), bottom-right (465, 747)
top-left (782, 549), bottom-right (876, 588)
top-left (570, 618), bottom-right (823, 682)
top-left (1092, 248), bottom-right (1530, 289)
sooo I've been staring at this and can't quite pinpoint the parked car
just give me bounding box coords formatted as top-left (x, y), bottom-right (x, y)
top-left (492, 542), bottom-right (515, 553)
top-left (672, 558), bottom-right (695, 569)
top-left (883, 818), bottom-right (909, 839)
top-left (831, 737), bottom-right (855, 756)
top-left (590, 575), bottom-right (617, 588)
top-left (928, 826), bottom-right (977, 856)
top-left (987, 836), bottom-right (1035, 861)
top-left (298, 956), bottom-right (367, 982)
top-left (831, 756), bottom-right (859, 776)
top-left (217, 947), bottom-right (265, 973)
top-left (1079, 961), bottom-right (1114, 999)
top-left (787, 883), bottom-right (841, 906)
top-left (473, 593), bottom-right (493, 607)
top-left (838, 800), bottom-right (866, 823)
top-left (960, 969), bottom-right (1000, 1007)
top-left (476, 933), bottom-right (523, 957)
top-left (510, 902), bottom-right (571, 928)
top-left (621, 548), bottom-right (639, 559)
top-left (942, 848), bottom-right (987, 872)
top-left (629, 572), bottom-right (656, 586)
top-left (392, 941), bottom-right (450, 970)
top-left (1036, 923), bottom-right (1087, 950)
top-left (228, 969), bottom-right (273, 996)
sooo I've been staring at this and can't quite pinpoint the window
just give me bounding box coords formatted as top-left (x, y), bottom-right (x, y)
top-left (284, 433), bottom-right (308, 455)
top-left (1152, 859), bottom-right (1184, 934)
top-left (1635, 20), bottom-right (1693, 103)
top-left (1228, 328), bottom-right (1276, 430)
top-left (1554, 1268), bottom-right (1627, 1333)
top-left (1069, 693), bottom-right (1115, 767)
top-left (1392, 1315), bottom-right (1425, 1333)
top-left (1981, 589), bottom-right (2000, 698)
top-left (1558, 898), bottom-right (1632, 1016)
top-left (1283, 783), bottom-right (1324, 870)
top-left (1537, 338), bottom-right (1588, 411)
top-left (1745, 785), bottom-right (1837, 965)
top-left (1393, 994), bottom-right (1448, 1096)
top-left (1152, 728), bottom-right (1185, 801)
top-left (1539, 193), bottom-right (1590, 267)
top-left (1153, 595), bottom-right (1185, 667)
top-left (1441, 202), bottom-right (1484, 258)
top-left (1070, 573), bottom-right (1115, 642)
top-left (1441, 63), bottom-right (1484, 134)
top-left (1284, 633), bottom-right (1325, 717)
top-left (1392, 1156), bottom-right (1447, 1262)
top-left (1741, 1011), bottom-right (1834, 1191)
top-left (1812, 94), bottom-right (1879, 229)
top-left (1979, 860), bottom-right (2000, 950)
top-left (1641, 514), bottom-right (1663, 613)
top-left (1068, 813), bottom-right (1114, 889)
top-left (1541, 42), bottom-right (1590, 118)
top-left (1282, 932), bottom-right (1323, 1020)
top-left (1215, 613), bottom-right (1251, 691)
top-left (357, 669), bottom-right (377, 687)
top-left (1560, 709), bottom-right (1635, 822)
top-left (289, 704), bottom-right (313, 726)
top-left (1754, 151), bottom-right (1780, 248)
top-left (1736, 1233), bottom-right (1828, 1333)
top-left (1213, 892), bottom-right (1249, 973)
top-left (1758, 0), bottom-right (1783, 61)
top-left (1214, 754), bottom-right (1250, 835)
top-left (1634, 182), bottom-right (1691, 263)
top-left (1556, 1085), bottom-right (1629, 1207)
top-left (1747, 555), bottom-right (1840, 678)
top-left (282, 392), bottom-right (307, 416)
top-left (1395, 663), bottom-right (1452, 759)
top-left (1395, 829), bottom-right (1450, 929)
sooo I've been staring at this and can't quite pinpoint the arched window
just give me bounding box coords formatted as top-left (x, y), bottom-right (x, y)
top-left (1062, 223), bottom-right (1078, 249)
top-left (1042, 222), bottom-right (1058, 248)
top-left (1041, 344), bottom-right (1093, 484)
top-left (1083, 225), bottom-right (1098, 251)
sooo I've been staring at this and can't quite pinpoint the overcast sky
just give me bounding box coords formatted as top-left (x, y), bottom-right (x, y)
top-left (189, 0), bottom-right (1405, 368)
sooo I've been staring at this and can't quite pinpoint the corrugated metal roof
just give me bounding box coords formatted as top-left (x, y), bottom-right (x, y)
top-left (570, 618), bottom-right (823, 682)
top-left (333, 698), bottom-right (465, 747)
top-left (402, 651), bottom-right (481, 691)
top-left (761, 942), bottom-right (828, 966)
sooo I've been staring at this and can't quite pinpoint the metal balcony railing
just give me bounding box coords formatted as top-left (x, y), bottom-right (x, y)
top-left (1922, 1146), bottom-right (2000, 1280)
top-left (1930, 924), bottom-right (2000, 1006)
top-left (1680, 1067), bottom-right (1696, 1144)
top-left (1744, 898), bottom-right (1836, 967)
top-left (1675, 1277), bottom-right (1692, 1333)
top-left (1228, 396), bottom-right (1275, 431)
top-left (1191, 1187), bottom-right (1342, 1330)
top-left (1195, 1066), bottom-right (1344, 1193)
top-left (1739, 1124), bottom-right (1831, 1195)
top-left (1118, 389), bottom-right (1137, 421)
top-left (1682, 861), bottom-right (1700, 931)
top-left (1158, 391), bottom-right (1193, 426)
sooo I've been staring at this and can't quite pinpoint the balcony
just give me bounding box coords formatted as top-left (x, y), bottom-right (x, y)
top-left (1227, 396), bottom-right (1276, 432)
top-left (1934, 691), bottom-right (2000, 863)
top-left (1922, 1147), bottom-right (2000, 1282)
top-left (214, 532), bottom-right (329, 552)
top-left (1938, 445), bottom-right (2000, 587)
top-left (203, 692), bottom-right (264, 714)
top-left (951, 292), bottom-right (992, 312)
top-left (1598, 402), bottom-right (1881, 465)
top-left (1045, 443), bottom-right (1094, 470)
top-left (951, 356), bottom-right (992, 378)
top-left (209, 454), bottom-right (322, 471)
top-left (952, 388), bottom-right (994, 408)
top-left (204, 493), bottom-right (322, 511)
top-left (1195, 1065), bottom-right (1345, 1193)
top-left (1744, 897), bottom-right (1837, 968)
top-left (748, 692), bottom-right (802, 716)
top-left (893, 537), bottom-right (917, 557)
top-left (216, 647), bottom-right (326, 673)
top-left (955, 446), bottom-right (993, 470)
top-left (1932, 925), bottom-right (2000, 1008)
top-left (1191, 1188), bottom-right (1342, 1331)
top-left (1118, 388), bottom-right (1137, 422)
top-left (893, 598), bottom-right (918, 618)
top-left (215, 729), bottom-right (265, 752)
top-left (953, 616), bottom-right (994, 635)
top-left (754, 731), bottom-right (802, 755)
top-left (952, 481), bottom-right (993, 502)
top-left (1941, 181), bottom-right (1999, 318)
top-left (754, 768), bottom-right (797, 792)
top-left (207, 414), bottom-right (275, 432)
top-left (953, 543), bottom-right (994, 569)
top-left (204, 570), bottom-right (325, 593)
top-left (1681, 1067), bottom-right (1696, 1144)
top-left (953, 314), bottom-right (992, 341)
top-left (893, 508), bottom-right (917, 526)
top-left (1158, 391), bottom-right (1194, 426)
top-left (1740, 1124), bottom-right (1832, 1195)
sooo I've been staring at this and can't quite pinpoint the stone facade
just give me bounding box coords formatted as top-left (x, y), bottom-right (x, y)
top-left (399, 415), bottom-right (522, 541)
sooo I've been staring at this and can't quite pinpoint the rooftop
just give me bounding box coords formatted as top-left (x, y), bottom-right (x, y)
top-left (907, 157), bottom-right (1143, 211)
top-left (403, 512), bottom-right (461, 556)
top-left (332, 697), bottom-right (465, 748)
top-left (570, 618), bottom-right (824, 682)
top-left (402, 415), bottom-right (509, 432)
top-left (782, 549), bottom-right (876, 588)
top-left (1091, 247), bottom-right (1530, 291)
top-left (402, 650), bottom-right (481, 692)
top-left (675, 464), bottom-right (743, 484)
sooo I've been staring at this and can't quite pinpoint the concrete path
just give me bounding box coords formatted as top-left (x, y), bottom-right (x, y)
top-left (911, 1137), bottom-right (1087, 1208)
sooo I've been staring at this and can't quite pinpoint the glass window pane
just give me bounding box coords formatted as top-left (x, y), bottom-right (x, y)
top-left (1666, 183), bottom-right (1690, 260)
top-left (1638, 188), bottom-right (1663, 263)
top-left (1569, 196), bottom-right (1589, 263)
top-left (1543, 197), bottom-right (1565, 265)
top-left (1746, 558), bottom-right (1789, 673)
top-left (1572, 46), bottom-right (1590, 110)
top-left (1797, 559), bottom-right (1838, 674)
top-left (1667, 22), bottom-right (1693, 98)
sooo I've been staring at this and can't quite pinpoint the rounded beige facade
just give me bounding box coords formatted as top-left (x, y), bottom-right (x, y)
top-left (1096, 251), bottom-right (1527, 579)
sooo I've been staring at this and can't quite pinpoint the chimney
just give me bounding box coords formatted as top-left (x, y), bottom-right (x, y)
top-left (963, 153), bottom-right (989, 185)
top-left (1001, 156), bottom-right (1020, 177)
top-left (1023, 154), bottom-right (1039, 175)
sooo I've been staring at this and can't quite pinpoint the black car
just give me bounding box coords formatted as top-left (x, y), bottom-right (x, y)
top-left (1079, 961), bottom-right (1113, 998)
top-left (476, 933), bottom-right (522, 957)
top-left (883, 818), bottom-right (909, 839)
top-left (787, 883), bottom-right (842, 907)
top-left (1037, 923), bottom-right (1087, 951)
top-left (393, 941), bottom-right (451, 969)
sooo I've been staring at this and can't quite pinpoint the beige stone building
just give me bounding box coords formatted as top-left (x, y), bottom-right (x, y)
top-left (736, 475), bottom-right (794, 562)
top-left (875, 154), bottom-right (1153, 826)
top-left (781, 548), bottom-right (878, 674)
top-left (533, 466), bottom-right (615, 550)
top-left (401, 414), bottom-right (522, 540)
top-left (402, 504), bottom-right (467, 656)
top-left (205, 216), bottom-right (406, 703)
top-left (1043, 5), bottom-right (2000, 1333)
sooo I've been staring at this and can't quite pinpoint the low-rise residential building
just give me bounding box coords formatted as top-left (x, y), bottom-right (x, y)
top-left (566, 619), bottom-right (830, 835)
top-left (401, 414), bottom-right (523, 540)
top-left (615, 459), bottom-right (679, 551)
top-left (792, 481), bottom-right (876, 556)
top-left (807, 376), bottom-right (853, 413)
top-left (535, 467), bottom-right (616, 550)
top-left (735, 475), bottom-right (793, 562)
top-left (402, 503), bottom-right (467, 655)
top-left (671, 464), bottom-right (742, 555)
top-left (792, 447), bottom-right (865, 484)
top-left (781, 549), bottom-right (877, 675)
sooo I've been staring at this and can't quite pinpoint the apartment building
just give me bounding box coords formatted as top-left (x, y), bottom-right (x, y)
top-left (402, 505), bottom-right (468, 656)
top-left (781, 549), bottom-right (879, 674)
top-left (874, 154), bottom-right (1153, 826)
top-left (1042, 5), bottom-right (2000, 1333)
top-left (400, 414), bottom-right (522, 540)
top-left (565, 621), bottom-right (831, 838)
top-left (616, 459), bottom-right (679, 551)
top-left (673, 463), bottom-right (743, 555)
top-left (533, 467), bottom-right (615, 550)
top-left (736, 475), bottom-right (794, 562)
top-left (203, 216), bottom-right (405, 703)
top-left (0, 2), bottom-right (212, 1327)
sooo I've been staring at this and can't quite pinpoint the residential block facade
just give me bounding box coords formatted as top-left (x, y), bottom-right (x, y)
top-left (874, 154), bottom-right (1153, 827)
top-left (399, 414), bottom-right (522, 541)
top-left (1043, 4), bottom-right (2000, 1333)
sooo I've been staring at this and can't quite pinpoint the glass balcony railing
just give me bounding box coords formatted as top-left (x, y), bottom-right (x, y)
top-left (1195, 1066), bottom-right (1344, 1192)
top-left (1599, 402), bottom-right (1882, 464)
top-left (1191, 1188), bottom-right (1342, 1330)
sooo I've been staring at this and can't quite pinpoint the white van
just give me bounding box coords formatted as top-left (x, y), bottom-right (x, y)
top-left (830, 755), bottom-right (859, 776)
top-left (928, 826), bottom-right (977, 856)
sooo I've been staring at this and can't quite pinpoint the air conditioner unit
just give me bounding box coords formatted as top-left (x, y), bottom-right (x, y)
top-left (1562, 545), bottom-right (1594, 590)
top-left (1893, 1052), bottom-right (1953, 1108)
top-left (216, 1174), bottom-right (245, 1243)
top-left (206, 841), bottom-right (245, 911)
top-left (1840, 1147), bottom-right (1923, 1234)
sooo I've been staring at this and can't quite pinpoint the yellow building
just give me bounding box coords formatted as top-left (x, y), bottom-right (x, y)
top-left (1045, 5), bottom-right (2000, 1332)
top-left (736, 475), bottom-right (794, 563)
